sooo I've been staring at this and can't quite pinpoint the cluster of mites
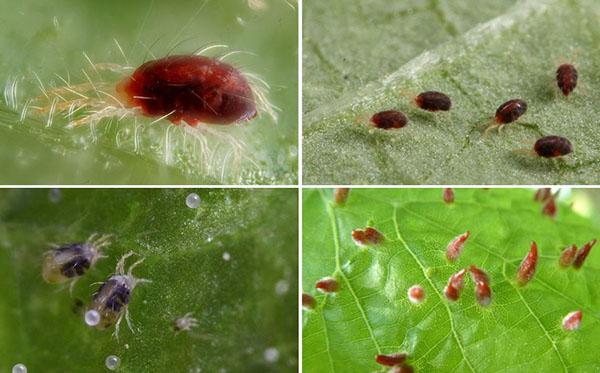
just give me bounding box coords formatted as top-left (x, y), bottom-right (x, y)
top-left (302, 188), bottom-right (592, 372)
top-left (42, 234), bottom-right (197, 338)
top-left (369, 63), bottom-right (579, 159)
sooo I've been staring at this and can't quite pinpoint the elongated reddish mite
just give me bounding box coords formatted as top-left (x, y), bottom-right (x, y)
top-left (415, 91), bottom-right (452, 112)
top-left (559, 244), bottom-right (578, 268)
top-left (534, 188), bottom-right (552, 202)
top-left (573, 239), bottom-right (597, 269)
top-left (534, 136), bottom-right (573, 158)
top-left (407, 285), bottom-right (425, 304)
top-left (116, 55), bottom-right (257, 125)
top-left (444, 268), bottom-right (466, 301)
top-left (562, 310), bottom-right (582, 331)
top-left (469, 265), bottom-right (490, 285)
top-left (446, 231), bottom-right (470, 262)
top-left (517, 241), bottom-right (538, 286)
top-left (556, 64), bottom-right (578, 96)
top-left (375, 352), bottom-right (407, 367)
top-left (474, 282), bottom-right (492, 307)
top-left (542, 197), bottom-right (557, 219)
top-left (443, 188), bottom-right (454, 204)
top-left (302, 293), bottom-right (316, 310)
top-left (370, 110), bottom-right (408, 129)
top-left (351, 227), bottom-right (384, 247)
top-left (315, 277), bottom-right (339, 293)
top-left (334, 188), bottom-right (350, 205)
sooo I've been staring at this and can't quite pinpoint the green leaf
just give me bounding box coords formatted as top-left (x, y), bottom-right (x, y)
top-left (303, 0), bottom-right (600, 184)
top-left (303, 188), bottom-right (600, 372)
top-left (0, 0), bottom-right (297, 184)
top-left (0, 188), bottom-right (298, 372)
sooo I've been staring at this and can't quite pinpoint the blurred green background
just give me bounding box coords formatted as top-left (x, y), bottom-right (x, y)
top-left (0, 0), bottom-right (297, 184)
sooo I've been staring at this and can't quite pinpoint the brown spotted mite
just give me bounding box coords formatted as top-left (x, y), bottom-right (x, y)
top-left (556, 64), bottom-right (578, 96)
top-left (42, 234), bottom-right (111, 292)
top-left (485, 99), bottom-right (527, 134)
top-left (415, 91), bottom-right (452, 111)
top-left (88, 251), bottom-right (151, 339)
top-left (370, 110), bottom-right (408, 129)
top-left (534, 136), bottom-right (573, 158)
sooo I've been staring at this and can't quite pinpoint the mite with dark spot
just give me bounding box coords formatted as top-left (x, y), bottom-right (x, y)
top-left (485, 99), bottom-right (527, 134)
top-left (446, 231), bottom-right (470, 262)
top-left (573, 239), bottom-right (597, 269)
top-left (43, 234), bottom-right (111, 291)
top-left (302, 293), bottom-right (316, 310)
top-left (443, 188), bottom-right (454, 204)
top-left (556, 64), bottom-right (578, 96)
top-left (444, 268), bottom-right (466, 301)
top-left (375, 352), bottom-right (407, 367)
top-left (334, 188), bottom-right (350, 205)
top-left (517, 242), bottom-right (538, 286)
top-left (407, 285), bottom-right (425, 304)
top-left (534, 136), bottom-right (573, 158)
top-left (562, 310), bottom-right (582, 331)
top-left (370, 110), bottom-right (408, 129)
top-left (352, 227), bottom-right (384, 247)
top-left (315, 277), bottom-right (339, 293)
top-left (117, 55), bottom-right (258, 125)
top-left (415, 91), bottom-right (452, 111)
top-left (559, 244), bottom-right (577, 268)
top-left (89, 251), bottom-right (151, 339)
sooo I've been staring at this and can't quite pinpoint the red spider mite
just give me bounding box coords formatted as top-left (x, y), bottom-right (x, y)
top-left (315, 277), bottom-right (339, 293)
top-left (444, 268), bottom-right (466, 301)
top-left (415, 91), bottom-right (452, 111)
top-left (370, 110), bottom-right (408, 129)
top-left (485, 99), bottom-right (527, 134)
top-left (542, 197), bottom-right (557, 219)
top-left (351, 227), bottom-right (384, 247)
top-left (443, 188), bottom-right (454, 204)
top-left (556, 64), bottom-right (578, 96)
top-left (116, 55), bottom-right (257, 126)
top-left (559, 244), bottom-right (577, 268)
top-left (302, 293), bottom-right (316, 310)
top-left (562, 310), bottom-right (582, 331)
top-left (375, 352), bottom-right (407, 367)
top-left (534, 188), bottom-right (552, 202)
top-left (534, 136), bottom-right (573, 158)
top-left (334, 188), bottom-right (350, 205)
top-left (469, 265), bottom-right (490, 285)
top-left (516, 241), bottom-right (538, 286)
top-left (446, 231), bottom-right (470, 262)
top-left (573, 239), bottom-right (597, 269)
top-left (475, 281), bottom-right (492, 307)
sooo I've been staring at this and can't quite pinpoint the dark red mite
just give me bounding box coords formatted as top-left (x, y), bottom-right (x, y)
top-left (370, 110), bottom-right (408, 129)
top-left (556, 64), bottom-right (578, 96)
top-left (534, 136), bottom-right (573, 158)
top-left (415, 91), bottom-right (452, 111)
top-left (117, 55), bottom-right (257, 126)
top-left (495, 99), bottom-right (527, 124)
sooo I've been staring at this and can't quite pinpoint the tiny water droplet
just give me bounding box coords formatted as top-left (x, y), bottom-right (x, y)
top-left (105, 355), bottom-right (120, 371)
top-left (12, 363), bottom-right (27, 373)
top-left (48, 188), bottom-right (61, 203)
top-left (264, 347), bottom-right (280, 363)
top-left (186, 193), bottom-right (201, 209)
top-left (85, 309), bottom-right (100, 326)
top-left (222, 252), bottom-right (231, 261)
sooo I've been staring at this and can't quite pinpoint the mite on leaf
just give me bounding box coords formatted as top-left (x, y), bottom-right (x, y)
top-left (485, 99), bottom-right (527, 135)
top-left (444, 269), bottom-right (466, 302)
top-left (516, 241), bottom-right (538, 286)
top-left (315, 277), bottom-right (339, 293)
top-left (351, 227), bottom-right (384, 247)
top-left (375, 352), bottom-right (407, 367)
top-left (559, 244), bottom-right (577, 268)
top-left (407, 285), bottom-right (425, 304)
top-left (573, 239), bottom-right (596, 269)
top-left (446, 231), bottom-right (470, 262)
top-left (370, 110), bottom-right (408, 129)
top-left (414, 91), bottom-right (452, 112)
top-left (562, 310), bottom-right (582, 331)
top-left (302, 293), bottom-right (316, 310)
top-left (334, 188), bottom-right (350, 205)
top-left (556, 63), bottom-right (578, 96)
top-left (443, 188), bottom-right (454, 204)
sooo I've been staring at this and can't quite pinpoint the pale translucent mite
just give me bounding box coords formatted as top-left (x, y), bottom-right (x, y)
top-left (42, 233), bottom-right (111, 292)
top-left (88, 251), bottom-right (151, 339)
top-left (174, 312), bottom-right (199, 333)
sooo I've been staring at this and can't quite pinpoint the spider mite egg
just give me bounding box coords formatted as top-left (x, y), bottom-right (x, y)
top-left (42, 234), bottom-right (110, 285)
top-left (370, 110), bottom-right (408, 129)
top-left (495, 99), bottom-right (527, 124)
top-left (407, 285), bottom-right (425, 304)
top-left (116, 55), bottom-right (257, 126)
top-left (534, 136), bottom-right (573, 158)
top-left (105, 355), bottom-right (120, 371)
top-left (334, 188), bottom-right (350, 205)
top-left (315, 277), bottom-right (339, 293)
top-left (185, 193), bottom-right (201, 208)
top-left (351, 227), bottom-right (384, 247)
top-left (12, 364), bottom-right (27, 373)
top-left (443, 188), bottom-right (454, 204)
top-left (562, 310), bottom-right (582, 331)
top-left (517, 241), bottom-right (538, 286)
top-left (556, 64), bottom-right (578, 96)
top-left (302, 293), bottom-right (316, 310)
top-left (446, 231), bottom-right (470, 262)
top-left (415, 91), bottom-right (452, 111)
top-left (444, 268), bottom-right (466, 301)
top-left (573, 239), bottom-right (597, 269)
top-left (559, 244), bottom-right (577, 268)
top-left (375, 352), bottom-right (407, 367)
top-left (85, 309), bottom-right (101, 326)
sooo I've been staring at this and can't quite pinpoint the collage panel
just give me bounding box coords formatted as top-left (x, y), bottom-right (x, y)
top-left (302, 0), bottom-right (600, 185)
top-left (0, 188), bottom-right (298, 372)
top-left (0, 0), bottom-right (297, 185)
top-left (303, 188), bottom-right (600, 372)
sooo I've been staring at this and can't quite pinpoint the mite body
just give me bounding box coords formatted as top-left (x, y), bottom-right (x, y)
top-left (446, 231), bottom-right (470, 262)
top-left (375, 352), bottom-right (407, 367)
top-left (43, 234), bottom-right (110, 290)
top-left (443, 188), bottom-right (454, 204)
top-left (516, 241), bottom-right (538, 286)
top-left (89, 251), bottom-right (151, 338)
top-left (573, 239), bottom-right (597, 269)
top-left (315, 277), bottom-right (339, 293)
top-left (562, 310), bottom-right (582, 331)
top-left (556, 64), bottom-right (578, 96)
top-left (351, 227), bottom-right (384, 247)
top-left (415, 91), bottom-right (452, 111)
top-left (444, 269), bottom-right (466, 301)
top-left (370, 110), bottom-right (408, 129)
top-left (485, 99), bottom-right (527, 134)
top-left (534, 136), bottom-right (573, 158)
top-left (173, 313), bottom-right (199, 332)
top-left (117, 55), bottom-right (257, 126)
top-left (559, 244), bottom-right (577, 268)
